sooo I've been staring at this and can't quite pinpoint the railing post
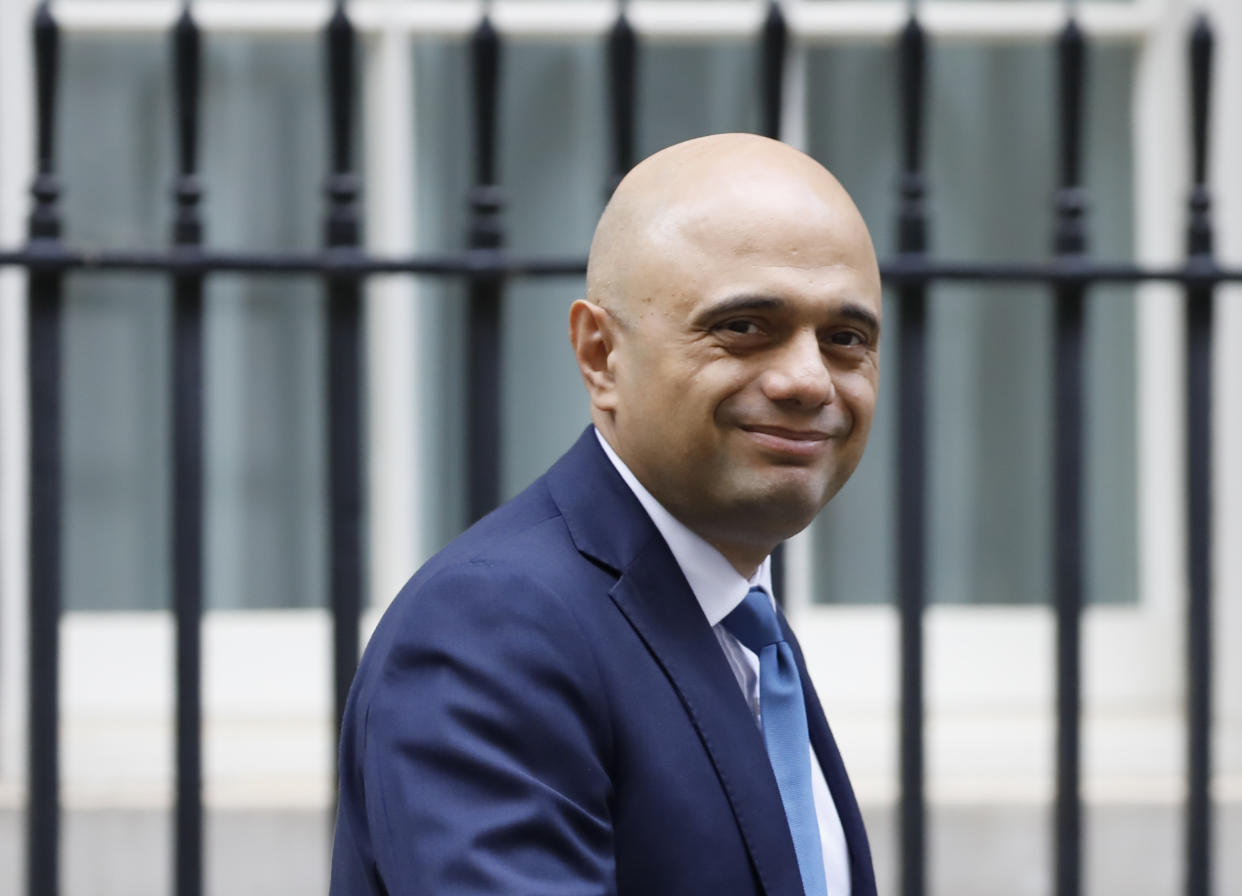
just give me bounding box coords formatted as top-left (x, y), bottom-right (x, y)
top-left (761, 0), bottom-right (787, 597)
top-left (26, 3), bottom-right (63, 896)
top-left (170, 4), bottom-right (205, 896)
top-left (1051, 12), bottom-right (1089, 896)
top-left (1183, 16), bottom-right (1214, 896)
top-left (895, 7), bottom-right (928, 896)
top-left (323, 0), bottom-right (364, 775)
top-left (467, 9), bottom-right (504, 522)
top-left (757, 0), bottom-right (789, 602)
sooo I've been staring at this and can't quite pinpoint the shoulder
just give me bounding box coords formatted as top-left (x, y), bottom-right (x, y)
top-left (334, 485), bottom-right (623, 893)
top-left (395, 478), bottom-right (585, 621)
top-left (342, 499), bottom-right (619, 776)
top-left (351, 478), bottom-right (613, 713)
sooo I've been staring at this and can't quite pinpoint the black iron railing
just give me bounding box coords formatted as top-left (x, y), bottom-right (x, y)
top-left (170, 7), bottom-right (205, 896)
top-left (894, 12), bottom-right (928, 896)
top-left (1052, 15), bottom-right (1088, 896)
top-left (6, 2), bottom-right (1225, 896)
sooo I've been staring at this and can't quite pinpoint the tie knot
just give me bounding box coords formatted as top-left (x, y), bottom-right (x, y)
top-left (722, 587), bottom-right (784, 654)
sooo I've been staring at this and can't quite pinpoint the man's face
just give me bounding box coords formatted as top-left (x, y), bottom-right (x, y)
top-left (602, 180), bottom-right (882, 562)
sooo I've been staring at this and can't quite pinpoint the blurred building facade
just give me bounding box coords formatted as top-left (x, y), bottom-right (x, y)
top-left (0, 1), bottom-right (1239, 894)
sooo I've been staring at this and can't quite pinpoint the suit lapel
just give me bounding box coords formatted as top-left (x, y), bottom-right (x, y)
top-left (545, 429), bottom-right (806, 896)
top-left (782, 616), bottom-right (877, 896)
top-left (610, 547), bottom-right (807, 896)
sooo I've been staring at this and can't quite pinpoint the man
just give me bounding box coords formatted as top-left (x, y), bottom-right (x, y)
top-left (331, 133), bottom-right (882, 896)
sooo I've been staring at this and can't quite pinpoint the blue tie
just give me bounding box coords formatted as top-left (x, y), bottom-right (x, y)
top-left (724, 587), bottom-right (828, 896)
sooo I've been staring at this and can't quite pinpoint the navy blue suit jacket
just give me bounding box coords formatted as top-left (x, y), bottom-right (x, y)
top-left (331, 428), bottom-right (876, 895)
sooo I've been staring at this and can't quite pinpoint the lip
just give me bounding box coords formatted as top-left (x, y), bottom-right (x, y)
top-left (739, 425), bottom-right (832, 458)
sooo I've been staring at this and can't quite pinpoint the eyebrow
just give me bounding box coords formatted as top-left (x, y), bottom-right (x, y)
top-left (837, 303), bottom-right (882, 339)
top-left (692, 293), bottom-right (882, 339)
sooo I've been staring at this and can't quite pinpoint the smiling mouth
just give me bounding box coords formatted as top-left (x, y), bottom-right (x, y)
top-left (739, 425), bottom-right (833, 458)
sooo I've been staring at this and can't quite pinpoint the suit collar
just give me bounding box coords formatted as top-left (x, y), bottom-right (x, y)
top-left (543, 427), bottom-right (661, 577)
top-left (592, 427), bottom-right (773, 627)
top-left (608, 541), bottom-right (809, 896)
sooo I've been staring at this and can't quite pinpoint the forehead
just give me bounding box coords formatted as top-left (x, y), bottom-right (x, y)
top-left (639, 187), bottom-right (882, 320)
top-left (679, 175), bottom-right (869, 251)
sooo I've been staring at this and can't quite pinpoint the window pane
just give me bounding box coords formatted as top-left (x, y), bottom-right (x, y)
top-left (57, 24), bottom-right (1141, 612)
top-left (60, 34), bottom-right (327, 610)
top-left (806, 41), bottom-right (1138, 604)
top-left (61, 34), bottom-right (171, 612)
top-left (199, 36), bottom-right (327, 611)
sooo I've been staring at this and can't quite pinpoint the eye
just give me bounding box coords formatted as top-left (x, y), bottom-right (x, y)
top-left (719, 319), bottom-right (763, 336)
top-left (827, 330), bottom-right (865, 348)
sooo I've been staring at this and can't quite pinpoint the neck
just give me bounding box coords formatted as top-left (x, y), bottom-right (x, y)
top-left (707, 539), bottom-right (769, 580)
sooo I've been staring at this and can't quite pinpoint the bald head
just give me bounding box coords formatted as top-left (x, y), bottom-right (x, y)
top-left (570, 133), bottom-right (882, 575)
top-left (586, 133), bottom-right (877, 324)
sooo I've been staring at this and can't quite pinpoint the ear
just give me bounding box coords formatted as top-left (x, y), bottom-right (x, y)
top-left (569, 299), bottom-right (620, 413)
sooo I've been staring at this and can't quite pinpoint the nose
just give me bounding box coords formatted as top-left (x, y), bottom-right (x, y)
top-left (759, 329), bottom-right (835, 409)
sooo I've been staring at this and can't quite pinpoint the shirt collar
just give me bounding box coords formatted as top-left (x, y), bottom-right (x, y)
top-left (595, 428), bottom-right (772, 626)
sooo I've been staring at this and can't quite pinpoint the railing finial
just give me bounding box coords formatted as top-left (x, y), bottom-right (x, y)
top-left (172, 2), bottom-right (203, 246)
top-left (607, 5), bottom-right (637, 193)
top-left (1187, 13), bottom-right (1213, 258)
top-left (324, 0), bottom-right (360, 248)
top-left (30, 0), bottom-right (61, 242)
top-left (897, 10), bottom-right (927, 255)
top-left (759, 0), bottom-right (787, 142)
top-left (1053, 14), bottom-right (1088, 256)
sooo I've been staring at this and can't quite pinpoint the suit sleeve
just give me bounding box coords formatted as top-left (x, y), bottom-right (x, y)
top-left (350, 562), bottom-right (616, 896)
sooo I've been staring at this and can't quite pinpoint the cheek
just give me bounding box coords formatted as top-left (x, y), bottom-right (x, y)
top-left (703, 361), bottom-right (763, 407)
top-left (830, 397), bottom-right (875, 456)
top-left (614, 349), bottom-right (660, 404)
top-left (840, 369), bottom-right (879, 420)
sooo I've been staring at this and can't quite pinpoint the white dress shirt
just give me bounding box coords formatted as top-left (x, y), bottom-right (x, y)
top-left (596, 429), bottom-right (851, 896)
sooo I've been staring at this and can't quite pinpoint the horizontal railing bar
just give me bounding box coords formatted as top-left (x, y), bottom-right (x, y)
top-left (0, 248), bottom-right (1235, 284)
top-left (52, 0), bottom-right (1152, 43)
top-left (0, 248), bottom-right (582, 276)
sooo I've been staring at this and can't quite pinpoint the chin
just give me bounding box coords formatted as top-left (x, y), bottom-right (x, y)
top-left (726, 480), bottom-right (828, 540)
top-left (767, 466), bottom-right (834, 503)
